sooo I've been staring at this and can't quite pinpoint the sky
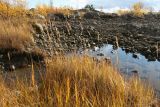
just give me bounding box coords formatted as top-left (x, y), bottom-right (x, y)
top-left (28, 0), bottom-right (160, 13)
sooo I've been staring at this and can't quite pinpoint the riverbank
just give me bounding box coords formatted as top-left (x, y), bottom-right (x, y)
top-left (32, 10), bottom-right (160, 61)
top-left (0, 6), bottom-right (160, 106)
top-left (1, 10), bottom-right (160, 68)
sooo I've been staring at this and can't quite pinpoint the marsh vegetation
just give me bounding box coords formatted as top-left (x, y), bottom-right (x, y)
top-left (0, 0), bottom-right (159, 107)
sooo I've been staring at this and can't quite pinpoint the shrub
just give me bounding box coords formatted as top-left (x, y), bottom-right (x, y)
top-left (84, 4), bottom-right (95, 11)
top-left (132, 2), bottom-right (144, 17)
top-left (132, 2), bottom-right (150, 17)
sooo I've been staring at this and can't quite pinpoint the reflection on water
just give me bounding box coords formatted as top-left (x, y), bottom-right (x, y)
top-left (87, 44), bottom-right (160, 92)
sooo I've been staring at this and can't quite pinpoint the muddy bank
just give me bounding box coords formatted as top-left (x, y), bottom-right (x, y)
top-left (32, 11), bottom-right (160, 61)
top-left (1, 11), bottom-right (160, 71)
top-left (0, 48), bottom-right (44, 72)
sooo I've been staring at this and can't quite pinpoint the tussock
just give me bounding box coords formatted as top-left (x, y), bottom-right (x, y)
top-left (0, 19), bottom-right (33, 50)
top-left (0, 55), bottom-right (154, 107)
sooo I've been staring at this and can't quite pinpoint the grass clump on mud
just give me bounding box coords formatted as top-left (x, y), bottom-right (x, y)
top-left (0, 55), bottom-right (155, 107)
top-left (36, 4), bottom-right (73, 16)
top-left (0, 19), bottom-right (33, 51)
top-left (0, 1), bottom-right (34, 51)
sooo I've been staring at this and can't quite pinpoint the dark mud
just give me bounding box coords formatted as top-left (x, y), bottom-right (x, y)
top-left (0, 48), bottom-right (44, 72)
top-left (33, 12), bottom-right (160, 62)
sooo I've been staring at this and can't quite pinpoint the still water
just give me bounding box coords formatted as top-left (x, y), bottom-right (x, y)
top-left (86, 44), bottom-right (160, 92)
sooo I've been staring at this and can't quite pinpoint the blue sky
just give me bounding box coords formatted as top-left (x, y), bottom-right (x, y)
top-left (28, 0), bottom-right (160, 12)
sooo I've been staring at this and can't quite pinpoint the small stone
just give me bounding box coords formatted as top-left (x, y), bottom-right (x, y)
top-left (10, 65), bottom-right (15, 71)
top-left (132, 53), bottom-right (139, 59)
top-left (93, 21), bottom-right (97, 25)
top-left (150, 45), bottom-right (157, 52)
top-left (0, 55), bottom-right (3, 58)
top-left (35, 14), bottom-right (46, 20)
top-left (4, 64), bottom-right (16, 72)
top-left (131, 70), bottom-right (139, 77)
top-left (97, 53), bottom-right (104, 56)
top-left (93, 46), bottom-right (99, 51)
top-left (104, 57), bottom-right (111, 64)
top-left (32, 23), bottom-right (44, 34)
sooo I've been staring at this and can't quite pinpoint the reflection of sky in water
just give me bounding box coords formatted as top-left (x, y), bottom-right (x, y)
top-left (87, 44), bottom-right (160, 92)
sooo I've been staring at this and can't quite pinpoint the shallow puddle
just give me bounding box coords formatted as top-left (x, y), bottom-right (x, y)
top-left (86, 44), bottom-right (160, 92)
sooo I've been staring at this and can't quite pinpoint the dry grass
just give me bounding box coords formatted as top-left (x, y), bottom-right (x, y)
top-left (117, 2), bottom-right (150, 17)
top-left (0, 1), bottom-right (73, 18)
top-left (117, 9), bottom-right (130, 16)
top-left (0, 1), bottom-right (34, 51)
top-left (0, 55), bottom-right (155, 107)
top-left (132, 2), bottom-right (145, 17)
top-left (0, 19), bottom-right (33, 51)
top-left (36, 4), bottom-right (73, 16)
top-left (0, 0), bottom-right (27, 18)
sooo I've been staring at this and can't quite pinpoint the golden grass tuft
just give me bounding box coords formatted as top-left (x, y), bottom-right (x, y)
top-left (42, 55), bottom-right (154, 107)
top-left (0, 1), bottom-right (73, 18)
top-left (117, 2), bottom-right (150, 17)
top-left (132, 2), bottom-right (145, 17)
top-left (0, 19), bottom-right (33, 50)
top-left (0, 1), bottom-right (27, 18)
top-left (0, 55), bottom-right (155, 107)
top-left (117, 9), bottom-right (130, 16)
top-left (36, 4), bottom-right (73, 16)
